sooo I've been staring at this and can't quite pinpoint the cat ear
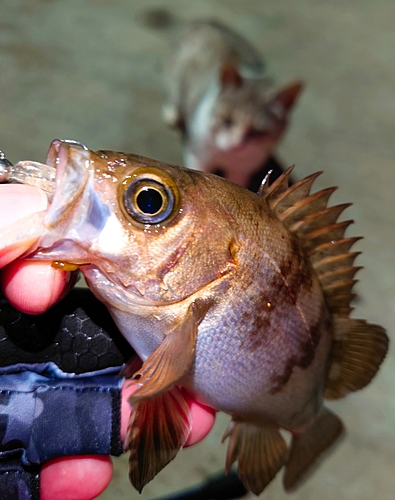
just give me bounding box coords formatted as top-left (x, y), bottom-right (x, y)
top-left (220, 62), bottom-right (243, 87)
top-left (273, 81), bottom-right (304, 113)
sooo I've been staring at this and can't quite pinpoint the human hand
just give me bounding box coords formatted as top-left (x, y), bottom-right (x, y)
top-left (0, 184), bottom-right (74, 314)
top-left (0, 184), bottom-right (216, 500)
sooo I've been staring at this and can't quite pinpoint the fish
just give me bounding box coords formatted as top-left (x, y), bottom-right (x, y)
top-left (0, 139), bottom-right (388, 495)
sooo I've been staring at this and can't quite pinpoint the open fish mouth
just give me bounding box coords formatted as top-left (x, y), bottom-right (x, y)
top-left (0, 139), bottom-right (112, 270)
top-left (0, 139), bottom-right (89, 202)
top-left (0, 140), bottom-right (88, 266)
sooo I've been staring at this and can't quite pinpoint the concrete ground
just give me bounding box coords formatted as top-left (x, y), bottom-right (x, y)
top-left (1, 1), bottom-right (394, 498)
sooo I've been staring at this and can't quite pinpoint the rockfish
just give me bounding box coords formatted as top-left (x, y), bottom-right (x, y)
top-left (0, 140), bottom-right (388, 495)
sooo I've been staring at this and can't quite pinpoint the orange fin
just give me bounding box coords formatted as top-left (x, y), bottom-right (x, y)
top-left (223, 420), bottom-right (288, 495)
top-left (325, 317), bottom-right (388, 399)
top-left (130, 299), bottom-right (211, 403)
top-left (283, 407), bottom-right (344, 491)
top-left (127, 386), bottom-right (192, 492)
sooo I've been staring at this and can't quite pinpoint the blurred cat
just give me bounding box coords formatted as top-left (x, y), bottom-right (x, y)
top-left (157, 18), bottom-right (303, 187)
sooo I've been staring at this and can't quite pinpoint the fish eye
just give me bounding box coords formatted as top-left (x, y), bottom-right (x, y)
top-left (121, 167), bottom-right (179, 225)
top-left (125, 180), bottom-right (171, 222)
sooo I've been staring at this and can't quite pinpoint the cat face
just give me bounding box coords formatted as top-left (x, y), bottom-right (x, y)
top-left (210, 66), bottom-right (303, 153)
top-left (212, 84), bottom-right (284, 151)
top-left (184, 63), bottom-right (303, 186)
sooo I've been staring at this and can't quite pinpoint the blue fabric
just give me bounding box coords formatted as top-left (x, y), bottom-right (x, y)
top-left (0, 371), bottom-right (124, 467)
top-left (0, 458), bottom-right (39, 500)
top-left (0, 361), bottom-right (122, 378)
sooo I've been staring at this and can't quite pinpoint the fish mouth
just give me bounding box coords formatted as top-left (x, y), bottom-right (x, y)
top-left (33, 139), bottom-right (107, 267)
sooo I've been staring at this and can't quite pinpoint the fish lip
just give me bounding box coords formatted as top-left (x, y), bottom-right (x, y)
top-left (43, 140), bottom-right (92, 229)
top-left (45, 139), bottom-right (89, 168)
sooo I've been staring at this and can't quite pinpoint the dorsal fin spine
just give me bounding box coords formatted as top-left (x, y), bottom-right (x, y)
top-left (264, 168), bottom-right (358, 311)
top-left (265, 165), bottom-right (295, 205)
top-left (257, 169), bottom-right (273, 197)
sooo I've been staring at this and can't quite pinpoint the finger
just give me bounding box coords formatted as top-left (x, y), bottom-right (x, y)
top-left (0, 185), bottom-right (48, 267)
top-left (120, 383), bottom-right (216, 447)
top-left (0, 184), bottom-right (75, 313)
top-left (40, 455), bottom-right (113, 500)
top-left (183, 390), bottom-right (216, 446)
top-left (1, 260), bottom-right (76, 314)
top-left (0, 184), bottom-right (48, 227)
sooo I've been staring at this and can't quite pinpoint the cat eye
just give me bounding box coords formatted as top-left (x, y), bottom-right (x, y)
top-left (121, 167), bottom-right (180, 225)
top-left (223, 116), bottom-right (234, 128)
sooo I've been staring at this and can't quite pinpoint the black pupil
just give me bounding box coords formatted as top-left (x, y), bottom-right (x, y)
top-left (136, 187), bottom-right (164, 215)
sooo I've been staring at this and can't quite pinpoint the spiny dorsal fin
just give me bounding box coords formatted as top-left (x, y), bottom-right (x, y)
top-left (289, 203), bottom-right (352, 236)
top-left (308, 238), bottom-right (362, 263)
top-left (263, 169), bottom-right (358, 314)
top-left (280, 186), bottom-right (337, 223)
top-left (264, 168), bottom-right (388, 398)
top-left (302, 220), bottom-right (354, 253)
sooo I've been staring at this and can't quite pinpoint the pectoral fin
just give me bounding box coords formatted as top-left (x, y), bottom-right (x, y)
top-left (130, 299), bottom-right (211, 403)
top-left (223, 420), bottom-right (288, 495)
top-left (127, 386), bottom-right (192, 492)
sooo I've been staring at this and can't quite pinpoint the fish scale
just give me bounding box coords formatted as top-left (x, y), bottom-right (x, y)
top-left (0, 139), bottom-right (388, 496)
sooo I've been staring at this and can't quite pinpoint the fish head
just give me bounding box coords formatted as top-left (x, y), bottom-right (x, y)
top-left (36, 140), bottom-right (238, 308)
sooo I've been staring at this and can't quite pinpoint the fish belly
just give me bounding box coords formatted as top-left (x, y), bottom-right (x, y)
top-left (187, 280), bottom-right (332, 431)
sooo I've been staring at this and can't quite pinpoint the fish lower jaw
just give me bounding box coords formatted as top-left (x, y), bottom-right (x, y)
top-left (82, 264), bottom-right (229, 314)
top-left (82, 268), bottom-right (190, 314)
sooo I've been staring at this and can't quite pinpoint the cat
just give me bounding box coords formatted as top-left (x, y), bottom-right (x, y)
top-left (158, 18), bottom-right (303, 188)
